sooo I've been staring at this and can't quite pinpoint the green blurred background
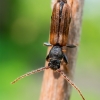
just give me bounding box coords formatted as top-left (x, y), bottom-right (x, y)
top-left (0, 0), bottom-right (100, 100)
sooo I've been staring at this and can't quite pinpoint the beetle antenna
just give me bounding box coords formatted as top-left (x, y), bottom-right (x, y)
top-left (56, 69), bottom-right (85, 100)
top-left (11, 66), bottom-right (49, 84)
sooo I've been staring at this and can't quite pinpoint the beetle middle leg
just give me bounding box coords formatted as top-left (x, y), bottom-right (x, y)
top-left (66, 44), bottom-right (76, 48)
top-left (44, 42), bottom-right (52, 46)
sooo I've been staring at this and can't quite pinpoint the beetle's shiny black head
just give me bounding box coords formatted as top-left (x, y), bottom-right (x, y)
top-left (48, 59), bottom-right (61, 70)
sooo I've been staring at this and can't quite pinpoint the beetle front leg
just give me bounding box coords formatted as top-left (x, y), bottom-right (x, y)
top-left (63, 53), bottom-right (68, 64)
top-left (46, 54), bottom-right (50, 61)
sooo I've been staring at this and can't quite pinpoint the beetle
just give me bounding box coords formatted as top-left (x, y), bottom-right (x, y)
top-left (44, 0), bottom-right (76, 70)
top-left (11, 0), bottom-right (74, 84)
top-left (11, 1), bottom-right (85, 100)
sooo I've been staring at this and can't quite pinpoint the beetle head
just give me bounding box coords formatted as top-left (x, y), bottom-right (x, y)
top-left (48, 59), bottom-right (61, 70)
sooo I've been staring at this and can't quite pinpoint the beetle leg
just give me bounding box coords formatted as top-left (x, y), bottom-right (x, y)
top-left (63, 54), bottom-right (68, 64)
top-left (66, 44), bottom-right (76, 48)
top-left (46, 54), bottom-right (50, 61)
top-left (44, 42), bottom-right (52, 46)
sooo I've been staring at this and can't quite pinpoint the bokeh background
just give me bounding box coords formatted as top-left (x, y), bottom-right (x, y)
top-left (0, 0), bottom-right (100, 100)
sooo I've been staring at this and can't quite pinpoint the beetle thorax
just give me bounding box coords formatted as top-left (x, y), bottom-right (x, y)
top-left (49, 45), bottom-right (63, 60)
top-left (48, 45), bottom-right (63, 70)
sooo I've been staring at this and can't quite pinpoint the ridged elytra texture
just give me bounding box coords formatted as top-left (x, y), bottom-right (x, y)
top-left (50, 2), bottom-right (71, 46)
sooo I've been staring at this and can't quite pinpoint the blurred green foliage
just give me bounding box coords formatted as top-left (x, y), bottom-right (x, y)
top-left (0, 0), bottom-right (100, 100)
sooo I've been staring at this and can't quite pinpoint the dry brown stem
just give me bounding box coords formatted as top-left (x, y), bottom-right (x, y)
top-left (39, 0), bottom-right (84, 100)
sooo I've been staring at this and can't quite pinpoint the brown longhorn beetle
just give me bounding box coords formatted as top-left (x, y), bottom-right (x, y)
top-left (11, 1), bottom-right (85, 100)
